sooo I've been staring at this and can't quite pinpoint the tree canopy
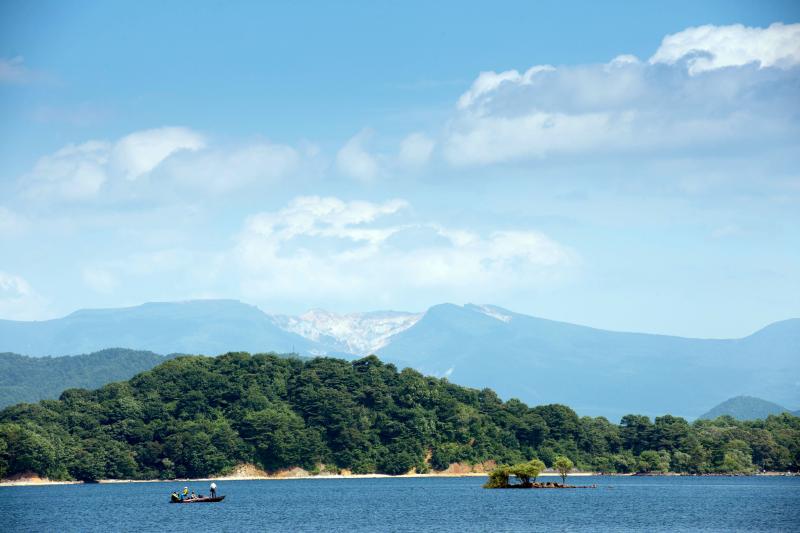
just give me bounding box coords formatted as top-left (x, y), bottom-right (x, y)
top-left (1, 353), bottom-right (798, 481)
top-left (554, 455), bottom-right (574, 483)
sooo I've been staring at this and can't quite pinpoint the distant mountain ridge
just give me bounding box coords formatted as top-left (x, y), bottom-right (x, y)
top-left (1, 300), bottom-right (798, 420)
top-left (0, 300), bottom-right (321, 357)
top-left (373, 304), bottom-right (800, 420)
top-left (0, 348), bottom-right (173, 408)
top-left (699, 396), bottom-right (792, 421)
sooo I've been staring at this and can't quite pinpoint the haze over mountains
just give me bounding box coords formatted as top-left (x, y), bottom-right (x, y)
top-left (0, 300), bottom-right (320, 357)
top-left (1, 299), bottom-right (798, 421)
top-left (0, 349), bottom-right (173, 408)
top-left (699, 396), bottom-right (800, 421)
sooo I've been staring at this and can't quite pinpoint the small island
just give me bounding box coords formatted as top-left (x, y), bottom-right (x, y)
top-left (484, 456), bottom-right (595, 489)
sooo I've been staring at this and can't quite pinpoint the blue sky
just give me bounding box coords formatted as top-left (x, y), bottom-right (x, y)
top-left (1, 0), bottom-right (799, 338)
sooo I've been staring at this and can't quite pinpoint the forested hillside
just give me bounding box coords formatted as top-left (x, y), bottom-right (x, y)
top-left (1, 353), bottom-right (798, 482)
top-left (4, 300), bottom-right (798, 420)
top-left (700, 396), bottom-right (791, 421)
top-left (0, 349), bottom-right (173, 408)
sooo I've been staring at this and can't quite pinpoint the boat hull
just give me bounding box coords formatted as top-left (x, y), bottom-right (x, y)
top-left (170, 496), bottom-right (225, 503)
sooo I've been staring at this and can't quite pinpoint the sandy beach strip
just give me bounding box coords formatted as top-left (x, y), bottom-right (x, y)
top-left (1, 470), bottom-right (604, 487)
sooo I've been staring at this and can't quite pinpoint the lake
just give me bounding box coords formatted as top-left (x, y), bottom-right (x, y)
top-left (2, 476), bottom-right (799, 532)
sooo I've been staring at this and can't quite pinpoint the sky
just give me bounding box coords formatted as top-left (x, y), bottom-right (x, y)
top-left (1, 0), bottom-right (799, 338)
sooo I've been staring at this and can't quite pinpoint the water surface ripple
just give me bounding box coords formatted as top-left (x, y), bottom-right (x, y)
top-left (2, 475), bottom-right (798, 532)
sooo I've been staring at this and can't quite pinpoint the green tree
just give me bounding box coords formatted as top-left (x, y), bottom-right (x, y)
top-left (611, 451), bottom-right (637, 473)
top-left (620, 414), bottom-right (653, 454)
top-left (1, 352), bottom-right (799, 483)
top-left (511, 459), bottom-right (546, 486)
top-left (553, 455), bottom-right (573, 484)
top-left (0, 436), bottom-right (8, 479)
top-left (484, 465), bottom-right (511, 488)
top-left (651, 415), bottom-right (690, 452)
top-left (717, 439), bottom-right (755, 473)
top-left (239, 406), bottom-right (319, 471)
top-left (670, 450), bottom-right (692, 472)
top-left (638, 450), bottom-right (670, 473)
top-left (0, 423), bottom-right (58, 478)
top-left (533, 405), bottom-right (579, 442)
top-left (719, 450), bottom-right (754, 473)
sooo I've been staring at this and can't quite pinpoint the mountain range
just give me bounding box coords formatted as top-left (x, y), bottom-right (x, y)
top-left (0, 300), bottom-right (320, 357)
top-left (1, 299), bottom-right (798, 421)
top-left (699, 395), bottom-right (800, 421)
top-left (0, 348), bottom-right (172, 408)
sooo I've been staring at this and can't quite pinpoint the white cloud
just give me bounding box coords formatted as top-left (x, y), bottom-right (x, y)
top-left (336, 130), bottom-right (380, 181)
top-left (398, 132), bottom-right (435, 167)
top-left (444, 23), bottom-right (800, 166)
top-left (163, 140), bottom-right (303, 192)
top-left (18, 127), bottom-right (315, 201)
top-left (110, 127), bottom-right (205, 181)
top-left (650, 22), bottom-right (800, 75)
top-left (234, 196), bottom-right (575, 305)
top-left (0, 272), bottom-right (31, 299)
top-left (240, 196), bottom-right (408, 249)
top-left (21, 127), bottom-right (203, 200)
top-left (23, 140), bottom-right (111, 199)
top-left (0, 271), bottom-right (47, 320)
top-left (457, 66), bottom-right (555, 110)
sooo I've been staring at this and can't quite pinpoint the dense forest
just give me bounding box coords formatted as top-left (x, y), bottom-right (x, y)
top-left (0, 349), bottom-right (173, 408)
top-left (1, 353), bottom-right (798, 481)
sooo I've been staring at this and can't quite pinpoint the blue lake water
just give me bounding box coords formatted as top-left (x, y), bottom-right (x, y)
top-left (2, 475), bottom-right (798, 532)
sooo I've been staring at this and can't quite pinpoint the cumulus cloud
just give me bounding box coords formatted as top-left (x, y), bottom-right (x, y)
top-left (0, 271), bottom-right (47, 320)
top-left (18, 127), bottom-right (316, 200)
top-left (444, 23), bottom-right (800, 166)
top-left (0, 272), bottom-right (31, 299)
top-left (234, 196), bottom-right (575, 305)
top-left (336, 130), bottom-right (381, 181)
top-left (650, 22), bottom-right (800, 74)
top-left (398, 132), bottom-right (435, 167)
top-left (337, 129), bottom-right (436, 177)
top-left (162, 140), bottom-right (306, 192)
top-left (457, 66), bottom-right (555, 110)
top-left (21, 127), bottom-right (203, 200)
top-left (110, 127), bottom-right (205, 181)
top-left (23, 140), bottom-right (111, 200)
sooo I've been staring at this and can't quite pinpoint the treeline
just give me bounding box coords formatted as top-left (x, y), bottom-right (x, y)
top-left (0, 353), bottom-right (798, 481)
top-left (0, 349), bottom-right (173, 408)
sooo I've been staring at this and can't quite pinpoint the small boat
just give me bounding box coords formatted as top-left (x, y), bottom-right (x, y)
top-left (170, 496), bottom-right (225, 503)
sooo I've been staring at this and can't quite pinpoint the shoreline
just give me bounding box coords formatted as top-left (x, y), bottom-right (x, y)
top-left (3, 470), bottom-right (795, 487)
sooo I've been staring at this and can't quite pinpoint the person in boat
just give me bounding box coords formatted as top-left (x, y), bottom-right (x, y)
top-left (181, 487), bottom-right (189, 500)
top-left (170, 491), bottom-right (180, 503)
top-left (210, 482), bottom-right (217, 498)
top-left (190, 491), bottom-right (196, 499)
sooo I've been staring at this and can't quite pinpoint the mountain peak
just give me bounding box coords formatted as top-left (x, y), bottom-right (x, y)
top-left (272, 309), bottom-right (422, 355)
top-left (699, 395), bottom-right (792, 421)
top-left (3, 299), bottom-right (310, 357)
top-left (466, 304), bottom-right (514, 323)
top-left (67, 299), bottom-right (261, 318)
